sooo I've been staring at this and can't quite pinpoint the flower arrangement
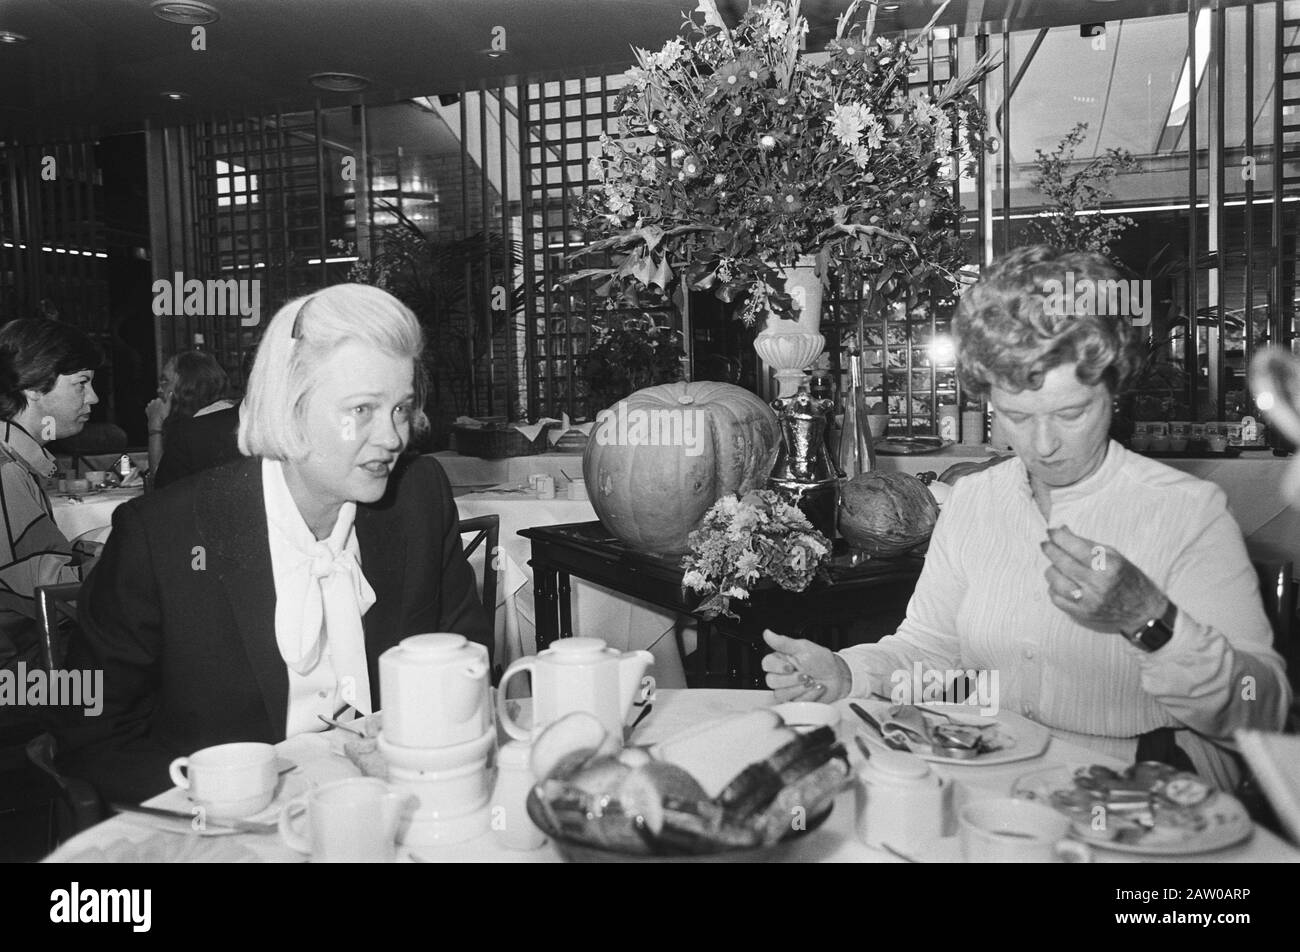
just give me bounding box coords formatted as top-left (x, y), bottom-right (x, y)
top-left (569, 0), bottom-right (997, 325)
top-left (682, 489), bottom-right (831, 620)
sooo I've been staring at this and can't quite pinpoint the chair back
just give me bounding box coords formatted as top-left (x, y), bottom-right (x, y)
top-left (458, 512), bottom-right (499, 642)
top-left (35, 582), bottom-right (83, 672)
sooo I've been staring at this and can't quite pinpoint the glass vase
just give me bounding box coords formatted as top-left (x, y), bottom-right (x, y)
top-left (838, 352), bottom-right (877, 479)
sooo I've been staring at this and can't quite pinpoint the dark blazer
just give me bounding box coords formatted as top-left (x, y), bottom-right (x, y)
top-left (56, 454), bottom-right (491, 802)
top-left (153, 405), bottom-right (242, 490)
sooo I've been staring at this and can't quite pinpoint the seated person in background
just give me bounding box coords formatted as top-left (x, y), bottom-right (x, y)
top-left (57, 285), bottom-right (491, 801)
top-left (0, 319), bottom-right (103, 742)
top-left (764, 245), bottom-right (1290, 790)
top-left (148, 350), bottom-right (239, 489)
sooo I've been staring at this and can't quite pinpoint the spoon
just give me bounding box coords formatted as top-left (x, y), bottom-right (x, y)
top-left (848, 703), bottom-right (912, 751)
top-left (318, 714), bottom-right (365, 736)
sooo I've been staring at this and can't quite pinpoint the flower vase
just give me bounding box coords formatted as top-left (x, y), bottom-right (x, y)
top-left (753, 258), bottom-right (826, 399)
top-left (837, 351), bottom-right (877, 479)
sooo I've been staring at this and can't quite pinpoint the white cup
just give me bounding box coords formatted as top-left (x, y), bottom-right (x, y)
top-left (567, 479), bottom-right (588, 500)
top-left (168, 742), bottom-right (276, 818)
top-left (536, 475), bottom-right (556, 499)
top-left (84, 470), bottom-right (109, 488)
top-left (959, 797), bottom-right (1091, 863)
top-left (854, 749), bottom-right (952, 851)
top-left (278, 778), bottom-right (413, 863)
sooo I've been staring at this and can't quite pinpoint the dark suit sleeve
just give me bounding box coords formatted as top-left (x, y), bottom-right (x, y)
top-left (426, 459), bottom-right (493, 665)
top-left (56, 501), bottom-right (174, 802)
top-left (152, 421), bottom-right (194, 491)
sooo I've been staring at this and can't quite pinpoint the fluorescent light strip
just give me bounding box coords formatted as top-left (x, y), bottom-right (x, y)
top-left (307, 256), bottom-right (359, 265)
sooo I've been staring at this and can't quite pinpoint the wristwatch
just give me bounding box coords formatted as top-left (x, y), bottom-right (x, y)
top-left (1122, 599), bottom-right (1178, 652)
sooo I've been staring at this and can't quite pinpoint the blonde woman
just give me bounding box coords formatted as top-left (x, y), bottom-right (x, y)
top-left (58, 285), bottom-right (491, 802)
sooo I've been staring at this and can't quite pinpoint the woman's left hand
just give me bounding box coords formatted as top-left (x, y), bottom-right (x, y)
top-left (1041, 525), bottom-right (1168, 634)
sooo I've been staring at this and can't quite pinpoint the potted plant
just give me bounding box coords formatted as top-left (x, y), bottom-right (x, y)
top-left (583, 311), bottom-right (686, 416)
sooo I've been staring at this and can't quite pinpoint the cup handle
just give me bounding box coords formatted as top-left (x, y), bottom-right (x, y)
top-left (168, 757), bottom-right (191, 790)
top-left (278, 797), bottom-right (312, 855)
top-left (636, 675), bottom-right (656, 706)
top-left (495, 659), bottom-right (536, 742)
top-left (1055, 839), bottom-right (1092, 864)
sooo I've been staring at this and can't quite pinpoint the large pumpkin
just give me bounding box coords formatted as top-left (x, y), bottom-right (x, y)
top-left (583, 381), bottom-right (781, 555)
top-left (838, 471), bottom-right (939, 556)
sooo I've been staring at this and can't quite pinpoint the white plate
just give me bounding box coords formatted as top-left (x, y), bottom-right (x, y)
top-left (853, 699), bottom-right (1050, 767)
top-left (1011, 764), bottom-right (1254, 856)
top-left (129, 758), bottom-right (299, 837)
top-left (771, 701), bottom-right (841, 732)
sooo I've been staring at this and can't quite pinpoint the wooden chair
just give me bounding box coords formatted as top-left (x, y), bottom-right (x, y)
top-left (458, 514), bottom-right (500, 681)
top-left (22, 581), bottom-right (104, 847)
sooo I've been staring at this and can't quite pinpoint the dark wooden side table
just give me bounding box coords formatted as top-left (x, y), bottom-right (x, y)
top-left (519, 521), bottom-right (924, 688)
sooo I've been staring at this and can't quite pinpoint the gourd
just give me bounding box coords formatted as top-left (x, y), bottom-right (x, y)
top-left (583, 381), bottom-right (781, 555)
top-left (837, 471), bottom-right (939, 556)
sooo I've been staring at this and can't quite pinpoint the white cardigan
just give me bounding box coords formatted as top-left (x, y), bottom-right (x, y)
top-left (839, 441), bottom-right (1291, 788)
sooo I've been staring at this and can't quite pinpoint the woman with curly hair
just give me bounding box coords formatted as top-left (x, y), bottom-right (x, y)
top-left (145, 350), bottom-right (236, 482)
top-left (763, 245), bottom-right (1289, 790)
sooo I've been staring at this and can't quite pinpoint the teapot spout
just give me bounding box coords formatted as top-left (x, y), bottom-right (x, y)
top-left (617, 650), bottom-right (656, 715)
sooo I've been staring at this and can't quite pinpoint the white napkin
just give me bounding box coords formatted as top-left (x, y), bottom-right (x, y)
top-left (453, 416), bottom-right (485, 429)
top-left (546, 413), bottom-right (595, 445)
top-left (514, 417), bottom-right (561, 443)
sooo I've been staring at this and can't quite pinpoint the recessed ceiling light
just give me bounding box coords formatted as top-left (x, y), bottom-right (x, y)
top-left (308, 71), bottom-right (371, 92)
top-left (881, 3), bottom-right (901, 11)
top-left (0, 31), bottom-right (30, 44)
top-left (151, 1), bottom-right (219, 25)
top-left (161, 91), bottom-right (189, 101)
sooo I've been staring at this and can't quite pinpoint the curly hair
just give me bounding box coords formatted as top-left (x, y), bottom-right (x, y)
top-left (162, 350), bottom-right (231, 426)
top-left (955, 245), bottom-right (1141, 399)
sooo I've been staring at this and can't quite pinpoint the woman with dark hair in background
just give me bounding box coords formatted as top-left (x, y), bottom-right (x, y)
top-left (0, 319), bottom-right (103, 744)
top-left (145, 350), bottom-right (236, 484)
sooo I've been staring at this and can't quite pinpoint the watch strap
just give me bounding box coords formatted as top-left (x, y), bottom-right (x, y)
top-left (1124, 600), bottom-right (1177, 652)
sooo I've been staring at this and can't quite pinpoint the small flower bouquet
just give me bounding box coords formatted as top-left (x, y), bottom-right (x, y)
top-left (682, 489), bottom-right (831, 620)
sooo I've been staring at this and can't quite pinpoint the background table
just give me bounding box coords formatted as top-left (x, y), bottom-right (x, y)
top-left (49, 487), bottom-right (142, 542)
top-left (454, 488), bottom-right (689, 688)
top-left (45, 688), bottom-right (1299, 864)
top-left (522, 521), bottom-right (921, 688)
top-left (432, 451), bottom-right (583, 494)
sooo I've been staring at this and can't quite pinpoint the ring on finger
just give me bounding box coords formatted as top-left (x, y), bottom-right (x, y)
top-left (1069, 587), bottom-right (1084, 602)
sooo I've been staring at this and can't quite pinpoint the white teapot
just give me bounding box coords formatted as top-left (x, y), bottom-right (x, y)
top-left (379, 633), bottom-right (490, 749)
top-left (496, 637), bottom-right (654, 747)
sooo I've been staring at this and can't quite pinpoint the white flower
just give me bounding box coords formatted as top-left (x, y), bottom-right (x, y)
top-left (683, 569), bottom-right (709, 590)
top-left (725, 585), bottom-right (749, 600)
top-left (650, 38), bottom-right (686, 70)
top-left (828, 102), bottom-right (872, 147)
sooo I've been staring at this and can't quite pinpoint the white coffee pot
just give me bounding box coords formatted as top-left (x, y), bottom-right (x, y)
top-left (496, 637), bottom-right (654, 746)
top-left (379, 633), bottom-right (490, 749)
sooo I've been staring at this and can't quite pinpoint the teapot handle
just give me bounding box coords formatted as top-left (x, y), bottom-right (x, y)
top-left (495, 658), bottom-right (536, 742)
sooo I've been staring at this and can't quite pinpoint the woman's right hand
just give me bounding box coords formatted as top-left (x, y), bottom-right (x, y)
top-left (146, 396), bottom-right (170, 431)
top-left (761, 630), bottom-right (853, 703)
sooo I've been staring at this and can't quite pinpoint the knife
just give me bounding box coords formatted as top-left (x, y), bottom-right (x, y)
top-left (110, 802), bottom-right (279, 835)
top-left (848, 702), bottom-right (911, 752)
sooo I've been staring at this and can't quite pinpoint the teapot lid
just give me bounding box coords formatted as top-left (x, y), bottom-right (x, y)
top-left (862, 749), bottom-right (931, 781)
top-left (398, 633), bottom-right (470, 657)
top-left (544, 637), bottom-right (609, 660)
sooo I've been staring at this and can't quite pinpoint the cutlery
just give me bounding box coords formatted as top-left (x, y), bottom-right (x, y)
top-left (853, 735), bottom-right (873, 760)
top-left (278, 763), bottom-right (298, 775)
top-left (880, 842), bottom-right (922, 863)
top-left (318, 714), bottom-right (365, 736)
top-left (626, 702), bottom-right (653, 739)
top-left (110, 802), bottom-right (278, 835)
top-left (849, 703), bottom-right (912, 751)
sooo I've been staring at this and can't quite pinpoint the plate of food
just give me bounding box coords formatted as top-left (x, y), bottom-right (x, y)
top-left (527, 708), bottom-right (848, 862)
top-left (852, 699), bottom-right (1050, 766)
top-left (1011, 763), bottom-right (1253, 855)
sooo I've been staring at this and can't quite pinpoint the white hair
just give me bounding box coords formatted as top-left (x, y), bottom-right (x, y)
top-left (238, 284), bottom-right (427, 460)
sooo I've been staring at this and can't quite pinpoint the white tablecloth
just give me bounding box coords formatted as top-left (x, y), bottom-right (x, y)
top-left (455, 488), bottom-right (688, 688)
top-left (432, 451), bottom-right (584, 493)
top-left (44, 688), bottom-right (1299, 864)
top-left (49, 487), bottom-right (142, 542)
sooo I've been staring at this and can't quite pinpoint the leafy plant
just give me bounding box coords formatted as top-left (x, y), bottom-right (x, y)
top-left (567, 0), bottom-right (997, 326)
top-left (583, 311), bottom-right (685, 416)
top-left (1028, 122), bottom-right (1140, 258)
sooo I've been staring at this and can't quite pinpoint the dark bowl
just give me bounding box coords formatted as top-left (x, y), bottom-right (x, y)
top-left (526, 789), bottom-right (833, 863)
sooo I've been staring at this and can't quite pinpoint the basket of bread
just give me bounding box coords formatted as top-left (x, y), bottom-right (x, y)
top-left (526, 708), bottom-right (850, 862)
